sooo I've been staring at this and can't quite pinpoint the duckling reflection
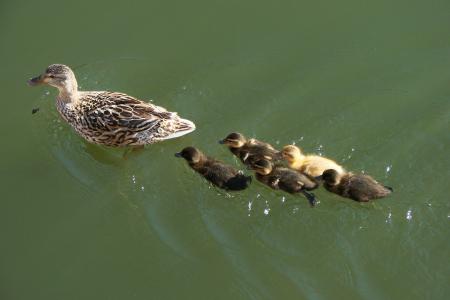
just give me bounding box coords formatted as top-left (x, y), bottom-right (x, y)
top-left (282, 145), bottom-right (345, 177)
top-left (317, 169), bottom-right (393, 202)
top-left (175, 147), bottom-right (252, 191)
top-left (251, 159), bottom-right (318, 206)
top-left (219, 132), bottom-right (281, 167)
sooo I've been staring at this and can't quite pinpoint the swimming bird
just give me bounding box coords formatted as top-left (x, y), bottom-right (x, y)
top-left (28, 64), bottom-right (195, 147)
top-left (282, 145), bottom-right (345, 177)
top-left (251, 159), bottom-right (318, 206)
top-left (175, 146), bottom-right (252, 191)
top-left (317, 169), bottom-right (392, 202)
top-left (219, 132), bottom-right (281, 167)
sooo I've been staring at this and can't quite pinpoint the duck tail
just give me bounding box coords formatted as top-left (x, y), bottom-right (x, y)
top-left (163, 118), bottom-right (196, 140)
top-left (384, 185), bottom-right (394, 192)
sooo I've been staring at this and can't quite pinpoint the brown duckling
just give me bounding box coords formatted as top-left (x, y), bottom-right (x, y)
top-left (251, 159), bottom-right (318, 206)
top-left (219, 132), bottom-right (281, 167)
top-left (317, 169), bottom-right (393, 202)
top-left (175, 146), bottom-right (252, 191)
top-left (282, 145), bottom-right (345, 177)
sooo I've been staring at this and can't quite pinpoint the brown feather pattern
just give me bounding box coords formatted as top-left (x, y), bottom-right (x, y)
top-left (56, 91), bottom-right (195, 147)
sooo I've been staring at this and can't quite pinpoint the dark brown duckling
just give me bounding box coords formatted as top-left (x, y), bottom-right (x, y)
top-left (219, 132), bottom-right (281, 168)
top-left (251, 159), bottom-right (318, 206)
top-left (175, 146), bottom-right (252, 191)
top-left (317, 169), bottom-right (393, 202)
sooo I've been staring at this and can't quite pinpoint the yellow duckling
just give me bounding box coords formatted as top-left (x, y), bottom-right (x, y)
top-left (282, 145), bottom-right (345, 177)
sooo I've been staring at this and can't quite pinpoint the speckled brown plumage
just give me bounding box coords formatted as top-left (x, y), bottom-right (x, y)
top-left (57, 91), bottom-right (195, 146)
top-left (29, 64), bottom-right (196, 147)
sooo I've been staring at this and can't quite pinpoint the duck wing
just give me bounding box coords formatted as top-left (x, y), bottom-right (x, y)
top-left (80, 92), bottom-right (175, 132)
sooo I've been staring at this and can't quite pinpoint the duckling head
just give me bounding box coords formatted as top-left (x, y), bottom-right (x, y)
top-left (282, 145), bottom-right (303, 163)
top-left (251, 159), bottom-right (273, 175)
top-left (219, 132), bottom-right (246, 148)
top-left (320, 169), bottom-right (341, 185)
top-left (175, 146), bottom-right (205, 165)
top-left (28, 64), bottom-right (78, 96)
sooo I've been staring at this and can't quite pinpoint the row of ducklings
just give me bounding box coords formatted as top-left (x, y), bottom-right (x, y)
top-left (176, 132), bottom-right (392, 206)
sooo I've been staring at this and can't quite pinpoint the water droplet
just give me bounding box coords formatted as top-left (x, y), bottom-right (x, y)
top-left (140, 186), bottom-right (145, 191)
top-left (131, 175), bottom-right (136, 184)
top-left (248, 200), bottom-right (253, 211)
top-left (281, 196), bottom-right (286, 203)
top-left (263, 208), bottom-right (270, 215)
top-left (406, 209), bottom-right (412, 221)
top-left (386, 212), bottom-right (392, 223)
top-left (386, 165), bottom-right (392, 173)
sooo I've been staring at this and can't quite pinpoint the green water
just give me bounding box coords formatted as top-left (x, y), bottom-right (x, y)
top-left (1, 0), bottom-right (449, 299)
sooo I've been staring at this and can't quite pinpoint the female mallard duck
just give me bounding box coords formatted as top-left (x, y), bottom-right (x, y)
top-left (219, 132), bottom-right (281, 167)
top-left (282, 145), bottom-right (345, 177)
top-left (317, 169), bottom-right (392, 202)
top-left (28, 64), bottom-right (195, 147)
top-left (251, 159), bottom-right (318, 206)
top-left (175, 147), bottom-right (252, 191)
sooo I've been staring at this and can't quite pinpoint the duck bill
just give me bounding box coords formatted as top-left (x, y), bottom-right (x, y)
top-left (27, 74), bottom-right (45, 86)
top-left (174, 152), bottom-right (182, 158)
top-left (314, 175), bottom-right (323, 181)
top-left (218, 139), bottom-right (225, 144)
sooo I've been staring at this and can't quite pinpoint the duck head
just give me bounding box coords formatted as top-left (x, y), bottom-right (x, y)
top-left (281, 145), bottom-right (303, 163)
top-left (175, 146), bottom-right (205, 165)
top-left (28, 64), bottom-right (78, 98)
top-left (317, 169), bottom-right (341, 185)
top-left (219, 132), bottom-right (246, 148)
top-left (251, 159), bottom-right (273, 175)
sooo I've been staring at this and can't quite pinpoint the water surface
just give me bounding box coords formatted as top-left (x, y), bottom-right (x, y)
top-left (1, 0), bottom-right (449, 299)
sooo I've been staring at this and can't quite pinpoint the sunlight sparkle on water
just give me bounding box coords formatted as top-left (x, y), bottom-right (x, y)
top-left (406, 209), bottom-right (413, 221)
top-left (386, 212), bottom-right (392, 223)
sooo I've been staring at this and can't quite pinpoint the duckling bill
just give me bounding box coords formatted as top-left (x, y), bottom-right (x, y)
top-left (251, 159), bottom-right (318, 206)
top-left (175, 146), bottom-right (252, 191)
top-left (219, 132), bottom-right (281, 167)
top-left (317, 169), bottom-right (392, 202)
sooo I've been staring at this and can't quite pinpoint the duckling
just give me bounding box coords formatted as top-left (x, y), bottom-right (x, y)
top-left (28, 64), bottom-right (195, 147)
top-left (251, 159), bottom-right (318, 206)
top-left (219, 132), bottom-right (281, 167)
top-left (317, 169), bottom-right (393, 202)
top-left (175, 146), bottom-right (252, 191)
top-left (282, 145), bottom-right (345, 177)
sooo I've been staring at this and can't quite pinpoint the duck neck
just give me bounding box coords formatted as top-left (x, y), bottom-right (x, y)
top-left (56, 80), bottom-right (79, 104)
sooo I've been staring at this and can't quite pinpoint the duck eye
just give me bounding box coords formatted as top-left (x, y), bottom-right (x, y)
top-left (48, 74), bottom-right (55, 78)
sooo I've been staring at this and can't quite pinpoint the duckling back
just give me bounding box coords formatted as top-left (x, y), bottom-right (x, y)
top-left (236, 141), bottom-right (281, 167)
top-left (199, 161), bottom-right (252, 191)
top-left (300, 156), bottom-right (345, 177)
top-left (326, 173), bottom-right (392, 202)
top-left (273, 167), bottom-right (318, 192)
top-left (176, 147), bottom-right (251, 191)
